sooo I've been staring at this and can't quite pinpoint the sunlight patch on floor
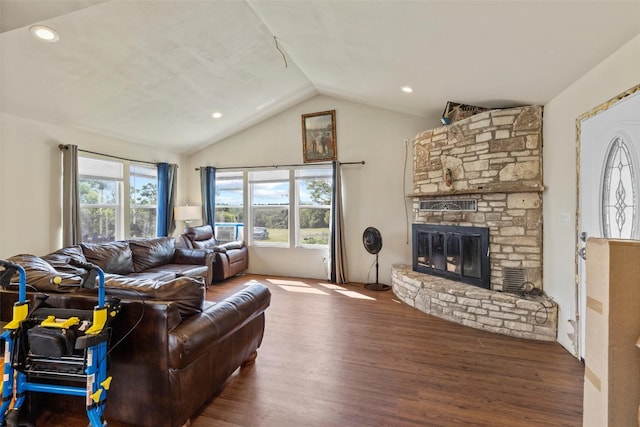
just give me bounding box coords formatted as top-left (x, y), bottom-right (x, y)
top-left (318, 283), bottom-right (347, 291)
top-left (264, 278), bottom-right (377, 299)
top-left (267, 279), bottom-right (309, 287)
top-left (334, 290), bottom-right (376, 300)
top-left (277, 285), bottom-right (329, 295)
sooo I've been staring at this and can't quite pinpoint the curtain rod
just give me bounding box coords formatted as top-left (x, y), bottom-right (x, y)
top-left (58, 144), bottom-right (159, 166)
top-left (194, 160), bottom-right (365, 171)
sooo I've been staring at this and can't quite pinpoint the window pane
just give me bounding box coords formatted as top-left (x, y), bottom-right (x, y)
top-left (295, 168), bottom-right (332, 179)
top-left (296, 169), bottom-right (332, 246)
top-left (252, 207), bottom-right (289, 244)
top-left (79, 157), bottom-right (123, 180)
top-left (79, 179), bottom-right (117, 204)
top-left (602, 137), bottom-right (637, 239)
top-left (79, 156), bottom-right (123, 242)
top-left (299, 177), bottom-right (332, 206)
top-left (81, 207), bottom-right (116, 243)
top-left (130, 165), bottom-right (157, 206)
top-left (251, 171), bottom-right (289, 245)
top-left (249, 170), bottom-right (288, 182)
top-left (252, 181), bottom-right (289, 206)
top-left (216, 172), bottom-right (243, 223)
top-left (130, 208), bottom-right (157, 238)
top-left (130, 164), bottom-right (157, 238)
top-left (299, 207), bottom-right (329, 245)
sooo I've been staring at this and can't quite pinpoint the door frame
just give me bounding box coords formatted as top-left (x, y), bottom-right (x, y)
top-left (575, 83), bottom-right (640, 359)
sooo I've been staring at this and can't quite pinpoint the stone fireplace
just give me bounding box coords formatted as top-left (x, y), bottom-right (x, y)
top-left (392, 105), bottom-right (557, 341)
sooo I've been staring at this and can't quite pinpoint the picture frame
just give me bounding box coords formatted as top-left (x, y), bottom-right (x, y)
top-left (302, 110), bottom-right (337, 163)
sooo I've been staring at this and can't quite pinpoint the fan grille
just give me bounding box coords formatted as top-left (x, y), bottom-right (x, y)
top-left (363, 227), bottom-right (382, 254)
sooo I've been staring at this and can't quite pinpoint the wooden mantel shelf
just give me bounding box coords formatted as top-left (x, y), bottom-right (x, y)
top-left (408, 184), bottom-right (544, 198)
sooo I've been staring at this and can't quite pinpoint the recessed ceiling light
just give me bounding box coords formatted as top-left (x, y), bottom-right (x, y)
top-left (30, 25), bottom-right (60, 42)
top-left (211, 112), bottom-right (222, 119)
top-left (401, 86), bottom-right (414, 93)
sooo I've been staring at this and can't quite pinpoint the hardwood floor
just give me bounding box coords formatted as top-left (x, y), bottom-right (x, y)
top-left (30, 275), bottom-right (584, 426)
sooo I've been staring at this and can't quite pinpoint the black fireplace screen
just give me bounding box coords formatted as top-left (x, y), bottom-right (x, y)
top-left (412, 224), bottom-right (490, 288)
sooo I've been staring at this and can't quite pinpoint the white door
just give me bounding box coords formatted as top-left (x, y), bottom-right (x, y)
top-left (578, 89), bottom-right (640, 359)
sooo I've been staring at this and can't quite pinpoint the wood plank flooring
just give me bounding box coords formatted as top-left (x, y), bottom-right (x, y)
top-left (30, 275), bottom-right (584, 426)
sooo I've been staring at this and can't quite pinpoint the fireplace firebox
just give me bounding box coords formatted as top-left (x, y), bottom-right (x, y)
top-left (412, 224), bottom-right (490, 289)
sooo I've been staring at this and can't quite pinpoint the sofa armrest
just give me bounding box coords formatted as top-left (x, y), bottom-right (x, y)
top-left (173, 248), bottom-right (214, 266)
top-left (218, 241), bottom-right (245, 251)
top-left (167, 283), bottom-right (271, 369)
top-left (172, 248), bottom-right (215, 286)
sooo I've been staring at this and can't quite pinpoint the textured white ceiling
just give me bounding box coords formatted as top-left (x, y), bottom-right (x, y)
top-left (2, 1), bottom-right (640, 154)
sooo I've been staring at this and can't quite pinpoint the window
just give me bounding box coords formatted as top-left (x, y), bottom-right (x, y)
top-left (296, 168), bottom-right (332, 246)
top-left (79, 156), bottom-right (157, 242)
top-left (214, 166), bottom-right (333, 248)
top-left (250, 170), bottom-right (290, 246)
top-left (602, 137), bottom-right (637, 239)
top-left (215, 171), bottom-right (244, 242)
top-left (129, 164), bottom-right (158, 238)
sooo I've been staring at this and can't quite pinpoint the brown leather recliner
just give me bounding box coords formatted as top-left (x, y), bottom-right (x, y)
top-left (180, 225), bottom-right (249, 281)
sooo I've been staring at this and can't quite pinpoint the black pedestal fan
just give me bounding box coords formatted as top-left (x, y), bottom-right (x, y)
top-left (363, 227), bottom-right (390, 291)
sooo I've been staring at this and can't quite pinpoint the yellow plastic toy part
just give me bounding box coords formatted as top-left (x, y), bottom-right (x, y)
top-left (90, 388), bottom-right (103, 403)
top-left (101, 376), bottom-right (112, 390)
top-left (40, 315), bottom-right (80, 329)
top-left (85, 307), bottom-right (107, 335)
top-left (5, 302), bottom-right (29, 330)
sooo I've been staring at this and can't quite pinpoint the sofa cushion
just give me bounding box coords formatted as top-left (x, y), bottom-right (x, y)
top-left (125, 271), bottom-right (177, 282)
top-left (129, 237), bottom-right (176, 272)
top-left (102, 275), bottom-right (205, 317)
top-left (80, 241), bottom-right (135, 275)
top-left (146, 264), bottom-right (209, 279)
top-left (6, 254), bottom-right (81, 292)
top-left (191, 239), bottom-right (217, 250)
top-left (43, 245), bottom-right (88, 275)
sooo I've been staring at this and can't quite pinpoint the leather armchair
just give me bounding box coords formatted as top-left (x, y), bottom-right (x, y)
top-left (180, 225), bottom-right (249, 282)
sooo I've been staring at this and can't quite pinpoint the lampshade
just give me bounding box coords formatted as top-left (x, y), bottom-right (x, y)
top-left (174, 205), bottom-right (201, 221)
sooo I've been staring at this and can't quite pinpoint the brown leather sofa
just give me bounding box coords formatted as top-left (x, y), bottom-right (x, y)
top-left (0, 238), bottom-right (270, 427)
top-left (39, 237), bottom-right (215, 286)
top-left (180, 225), bottom-right (249, 281)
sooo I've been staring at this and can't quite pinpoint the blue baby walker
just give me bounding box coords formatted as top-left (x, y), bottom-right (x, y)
top-left (0, 259), bottom-right (120, 427)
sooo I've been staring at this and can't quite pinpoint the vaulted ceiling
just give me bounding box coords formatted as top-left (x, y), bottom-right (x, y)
top-left (2, 1), bottom-right (640, 154)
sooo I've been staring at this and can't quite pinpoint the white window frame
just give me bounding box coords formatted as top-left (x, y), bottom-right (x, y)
top-left (295, 167), bottom-right (332, 248)
top-left (129, 163), bottom-right (159, 239)
top-left (214, 165), bottom-right (333, 249)
top-left (78, 155), bottom-right (157, 242)
top-left (249, 169), bottom-right (291, 248)
top-left (214, 171), bottom-right (245, 241)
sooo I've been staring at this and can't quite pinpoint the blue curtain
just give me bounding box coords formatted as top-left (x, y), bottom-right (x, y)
top-left (330, 160), bottom-right (348, 283)
top-left (200, 166), bottom-right (216, 227)
top-left (157, 162), bottom-right (178, 237)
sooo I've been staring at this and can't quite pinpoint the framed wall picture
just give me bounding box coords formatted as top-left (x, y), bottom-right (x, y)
top-left (302, 110), bottom-right (337, 163)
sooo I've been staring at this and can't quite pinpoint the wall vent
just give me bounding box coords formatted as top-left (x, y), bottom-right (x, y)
top-left (503, 267), bottom-right (526, 294)
top-left (419, 199), bottom-right (477, 212)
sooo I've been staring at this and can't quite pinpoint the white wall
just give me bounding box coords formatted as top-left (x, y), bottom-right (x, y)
top-left (543, 33), bottom-right (640, 355)
top-left (0, 113), bottom-right (186, 259)
top-left (187, 95), bottom-right (426, 283)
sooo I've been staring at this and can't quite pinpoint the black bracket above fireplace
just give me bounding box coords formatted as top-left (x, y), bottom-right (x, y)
top-left (412, 224), bottom-right (490, 289)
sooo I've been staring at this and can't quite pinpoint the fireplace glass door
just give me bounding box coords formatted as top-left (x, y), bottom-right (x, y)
top-left (413, 224), bottom-right (489, 288)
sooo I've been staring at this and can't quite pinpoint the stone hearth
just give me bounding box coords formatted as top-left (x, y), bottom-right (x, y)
top-left (392, 264), bottom-right (557, 341)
